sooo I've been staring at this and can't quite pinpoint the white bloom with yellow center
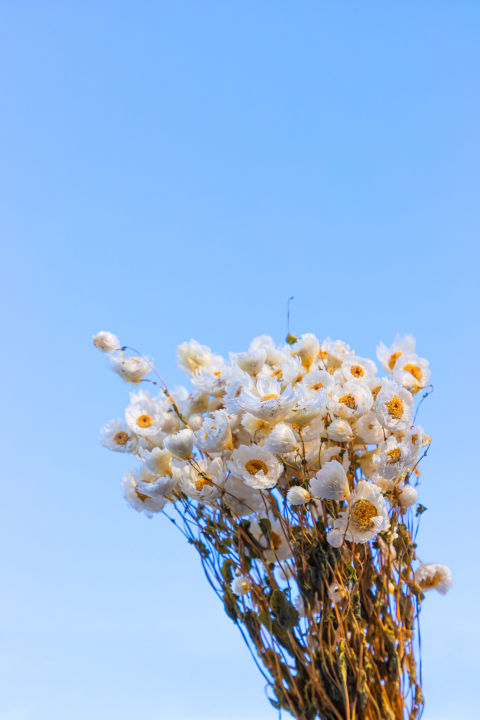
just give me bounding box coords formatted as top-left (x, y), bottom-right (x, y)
top-left (302, 370), bottom-right (336, 397)
top-left (176, 339), bottom-right (215, 376)
top-left (231, 576), bottom-right (252, 595)
top-left (191, 362), bottom-right (235, 397)
top-left (138, 447), bottom-right (172, 476)
top-left (375, 382), bottom-right (414, 432)
top-left (228, 444), bottom-right (282, 490)
top-left (373, 436), bottom-right (417, 480)
top-left (223, 474), bottom-right (265, 517)
top-left (287, 486), bottom-right (312, 505)
top-left (404, 425), bottom-right (431, 452)
top-left (354, 411), bottom-right (384, 444)
top-left (326, 418), bottom-right (354, 442)
top-left (341, 356), bottom-right (378, 384)
top-left (249, 514), bottom-right (293, 562)
top-left (414, 563), bottom-right (452, 595)
top-left (164, 428), bottom-right (194, 460)
top-left (100, 419), bottom-right (138, 453)
top-left (121, 469), bottom-right (166, 518)
top-left (333, 480), bottom-right (389, 543)
top-left (238, 376), bottom-right (302, 424)
top-left (376, 334), bottom-right (416, 374)
top-left (125, 399), bottom-right (165, 437)
top-left (320, 338), bottom-right (354, 368)
top-left (194, 410), bottom-right (233, 453)
top-left (240, 412), bottom-right (273, 439)
top-left (258, 354), bottom-right (302, 389)
top-left (134, 465), bottom-right (180, 502)
top-left (109, 352), bottom-right (153, 384)
top-left (393, 353), bottom-right (431, 387)
top-left (309, 460), bottom-right (350, 501)
top-left (285, 385), bottom-right (328, 428)
top-left (265, 423), bottom-right (298, 454)
top-left (223, 372), bottom-right (253, 413)
top-left (232, 348), bottom-right (267, 376)
top-left (180, 457), bottom-right (226, 503)
top-left (391, 370), bottom-right (422, 396)
top-left (289, 333), bottom-right (320, 370)
top-left (93, 331), bottom-right (120, 353)
top-left (320, 445), bottom-right (350, 471)
top-left (328, 381), bottom-right (373, 420)
top-left (369, 377), bottom-right (388, 403)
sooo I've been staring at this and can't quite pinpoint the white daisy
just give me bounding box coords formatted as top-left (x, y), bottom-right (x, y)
top-left (125, 399), bottom-right (165, 437)
top-left (134, 465), bottom-right (180, 502)
top-left (404, 425), bottom-right (431, 452)
top-left (289, 333), bottom-right (320, 371)
top-left (232, 348), bottom-right (267, 376)
top-left (393, 353), bottom-right (431, 387)
top-left (309, 460), bottom-right (350, 501)
top-left (375, 382), bottom-right (414, 432)
top-left (222, 474), bottom-right (265, 517)
top-left (392, 370), bottom-right (422, 396)
top-left (328, 381), bottom-right (373, 420)
top-left (302, 370), bottom-right (336, 397)
top-left (285, 385), bottom-right (328, 428)
top-left (191, 362), bottom-right (235, 397)
top-left (180, 457), bottom-right (226, 503)
top-left (240, 412), bottom-right (273, 439)
top-left (414, 563), bottom-right (452, 595)
top-left (373, 436), bottom-right (417, 481)
top-left (369, 377), bottom-right (389, 403)
top-left (100, 419), bottom-right (137, 453)
top-left (376, 333), bottom-right (416, 374)
top-left (194, 410), bottom-right (233, 453)
top-left (176, 339), bottom-right (215, 376)
top-left (164, 428), bottom-right (194, 460)
top-left (341, 356), bottom-right (378, 384)
top-left (109, 352), bottom-right (153, 384)
top-left (265, 423), bottom-right (298, 454)
top-left (326, 418), bottom-right (354, 442)
top-left (137, 447), bottom-right (172, 476)
top-left (258, 354), bottom-right (303, 389)
top-left (121, 469), bottom-right (166, 518)
top-left (93, 331), bottom-right (120, 353)
top-left (238, 376), bottom-right (302, 424)
top-left (228, 445), bottom-right (282, 490)
top-left (354, 411), bottom-right (384, 444)
top-left (333, 480), bottom-right (389, 544)
top-left (320, 338), bottom-right (354, 368)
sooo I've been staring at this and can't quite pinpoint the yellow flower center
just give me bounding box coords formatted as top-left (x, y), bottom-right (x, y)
top-left (135, 490), bottom-right (149, 502)
top-left (386, 448), bottom-right (401, 464)
top-left (403, 363), bottom-right (422, 381)
top-left (389, 352), bottom-right (402, 370)
top-left (420, 571), bottom-right (442, 590)
top-left (261, 393), bottom-right (279, 401)
top-left (213, 371), bottom-right (222, 379)
top-left (310, 382), bottom-right (324, 391)
top-left (318, 350), bottom-right (328, 359)
top-left (245, 459), bottom-right (269, 476)
top-left (272, 368), bottom-right (283, 380)
top-left (350, 365), bottom-right (364, 378)
top-left (411, 434), bottom-right (418, 445)
top-left (234, 386), bottom-right (243, 398)
top-left (137, 414), bottom-right (153, 428)
top-left (386, 396), bottom-right (404, 419)
top-left (371, 385), bottom-right (381, 401)
top-left (339, 393), bottom-right (357, 410)
top-left (195, 476), bottom-right (213, 492)
top-left (351, 499), bottom-right (378, 531)
top-left (113, 431), bottom-right (129, 445)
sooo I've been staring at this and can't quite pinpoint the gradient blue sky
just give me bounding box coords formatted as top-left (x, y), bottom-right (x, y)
top-left (1, 2), bottom-right (479, 719)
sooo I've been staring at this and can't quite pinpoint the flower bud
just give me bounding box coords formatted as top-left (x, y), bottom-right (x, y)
top-left (93, 331), bottom-right (120, 353)
top-left (231, 576), bottom-right (252, 596)
top-left (327, 418), bottom-right (353, 442)
top-left (287, 486), bottom-right (311, 505)
top-left (327, 528), bottom-right (345, 548)
top-left (398, 484), bottom-right (418, 508)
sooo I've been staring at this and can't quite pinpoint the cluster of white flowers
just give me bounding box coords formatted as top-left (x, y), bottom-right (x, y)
top-left (94, 330), bottom-right (452, 599)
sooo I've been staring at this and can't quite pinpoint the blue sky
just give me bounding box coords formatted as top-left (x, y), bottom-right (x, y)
top-left (1, 2), bottom-right (479, 719)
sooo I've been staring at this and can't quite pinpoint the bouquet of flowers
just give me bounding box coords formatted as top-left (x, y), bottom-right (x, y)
top-left (94, 329), bottom-right (452, 720)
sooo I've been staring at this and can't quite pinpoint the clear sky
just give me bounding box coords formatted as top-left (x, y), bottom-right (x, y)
top-left (1, 2), bottom-right (479, 719)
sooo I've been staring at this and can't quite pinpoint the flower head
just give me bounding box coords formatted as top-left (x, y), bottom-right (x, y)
top-left (164, 428), bottom-right (194, 460)
top-left (328, 382), bottom-right (373, 420)
top-left (414, 563), bottom-right (452, 595)
top-left (109, 352), bottom-right (153, 384)
top-left (376, 334), bottom-right (416, 374)
top-left (375, 382), bottom-right (414, 432)
top-left (194, 410), bottom-right (233, 453)
top-left (228, 445), bottom-right (282, 490)
top-left (334, 480), bottom-right (389, 543)
top-left (93, 331), bottom-right (120, 353)
top-left (100, 419), bottom-right (137, 453)
top-left (309, 461), bottom-right (350, 501)
top-left (238, 376), bottom-right (302, 424)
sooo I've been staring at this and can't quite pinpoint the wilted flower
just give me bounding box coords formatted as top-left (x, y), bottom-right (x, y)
top-left (109, 352), bottom-right (153, 384)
